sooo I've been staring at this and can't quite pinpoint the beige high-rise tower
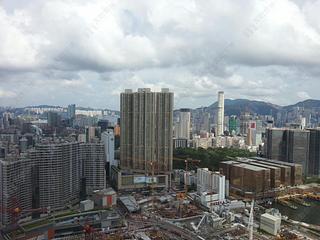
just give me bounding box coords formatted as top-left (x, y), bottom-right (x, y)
top-left (177, 108), bottom-right (191, 139)
top-left (216, 91), bottom-right (224, 136)
top-left (120, 88), bottom-right (173, 174)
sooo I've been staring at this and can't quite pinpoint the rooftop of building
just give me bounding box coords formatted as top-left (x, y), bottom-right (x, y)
top-left (0, 153), bottom-right (31, 164)
top-left (252, 157), bottom-right (302, 167)
top-left (80, 199), bottom-right (94, 204)
top-left (123, 88), bottom-right (171, 94)
top-left (220, 160), bottom-right (241, 166)
top-left (234, 163), bottom-right (269, 171)
top-left (221, 160), bottom-right (269, 171)
top-left (257, 162), bottom-right (291, 170)
top-left (248, 161), bottom-right (280, 170)
top-left (261, 212), bottom-right (281, 221)
top-left (0, 128), bottom-right (21, 134)
top-left (198, 168), bottom-right (225, 176)
top-left (93, 188), bottom-right (116, 196)
top-left (119, 196), bottom-right (140, 212)
top-left (236, 158), bottom-right (280, 170)
top-left (268, 127), bottom-right (310, 133)
top-left (36, 138), bottom-right (107, 147)
top-left (36, 137), bottom-right (78, 146)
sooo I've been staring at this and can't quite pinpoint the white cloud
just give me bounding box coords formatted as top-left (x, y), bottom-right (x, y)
top-left (297, 91), bottom-right (311, 100)
top-left (0, 88), bottom-right (16, 98)
top-left (0, 8), bottom-right (39, 70)
top-left (0, 0), bottom-right (320, 108)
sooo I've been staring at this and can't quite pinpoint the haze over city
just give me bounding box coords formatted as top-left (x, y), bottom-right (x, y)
top-left (1, 0), bottom-right (320, 109)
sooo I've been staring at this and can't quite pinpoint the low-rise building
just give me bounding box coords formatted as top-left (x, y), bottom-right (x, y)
top-left (173, 138), bottom-right (188, 149)
top-left (196, 168), bottom-right (227, 208)
top-left (111, 167), bottom-right (168, 190)
top-left (260, 213), bottom-right (281, 236)
top-left (220, 161), bottom-right (270, 194)
top-left (80, 200), bottom-right (94, 212)
top-left (93, 188), bottom-right (117, 208)
top-left (197, 168), bottom-right (226, 200)
top-left (119, 196), bottom-right (140, 213)
top-left (219, 157), bottom-right (303, 196)
top-left (175, 170), bottom-right (197, 186)
top-left (192, 135), bottom-right (213, 149)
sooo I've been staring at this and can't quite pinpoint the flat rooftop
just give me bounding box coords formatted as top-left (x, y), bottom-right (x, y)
top-left (93, 188), bottom-right (116, 195)
top-left (233, 163), bottom-right (269, 171)
top-left (119, 196), bottom-right (140, 212)
top-left (252, 157), bottom-right (301, 167)
top-left (235, 158), bottom-right (280, 170)
top-left (250, 160), bottom-right (291, 170)
top-left (220, 160), bottom-right (242, 165)
top-left (221, 160), bottom-right (269, 171)
top-left (249, 162), bottom-right (280, 170)
top-left (261, 213), bottom-right (281, 221)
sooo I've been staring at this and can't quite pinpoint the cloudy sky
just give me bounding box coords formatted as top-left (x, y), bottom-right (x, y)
top-left (0, 0), bottom-right (320, 109)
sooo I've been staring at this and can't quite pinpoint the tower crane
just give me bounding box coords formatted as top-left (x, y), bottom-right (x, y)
top-left (247, 199), bottom-right (254, 240)
top-left (173, 157), bottom-right (201, 217)
top-left (173, 157), bottom-right (201, 198)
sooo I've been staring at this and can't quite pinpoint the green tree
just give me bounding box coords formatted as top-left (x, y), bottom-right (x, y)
top-left (173, 147), bottom-right (255, 171)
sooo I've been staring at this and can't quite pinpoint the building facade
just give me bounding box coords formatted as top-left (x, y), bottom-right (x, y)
top-left (308, 129), bottom-right (320, 177)
top-left (173, 138), bottom-right (188, 149)
top-left (286, 130), bottom-right (309, 175)
top-left (265, 128), bottom-right (310, 176)
top-left (176, 108), bottom-right (191, 139)
top-left (197, 168), bottom-right (226, 201)
top-left (102, 129), bottom-right (116, 177)
top-left (260, 213), bottom-right (281, 236)
top-left (80, 143), bottom-right (106, 194)
top-left (120, 88), bottom-right (173, 174)
top-left (30, 142), bottom-right (81, 210)
top-left (265, 128), bottom-right (286, 161)
top-left (47, 111), bottom-right (60, 127)
top-left (0, 155), bottom-right (34, 226)
top-left (216, 91), bottom-right (224, 136)
top-left (0, 140), bottom-right (107, 226)
top-left (229, 115), bottom-right (239, 135)
top-left (202, 112), bottom-right (211, 133)
top-left (67, 104), bottom-right (76, 120)
top-left (220, 157), bottom-right (303, 196)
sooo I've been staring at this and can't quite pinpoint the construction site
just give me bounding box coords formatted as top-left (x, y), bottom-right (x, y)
top-left (1, 186), bottom-right (320, 239)
top-left (1, 157), bottom-right (320, 240)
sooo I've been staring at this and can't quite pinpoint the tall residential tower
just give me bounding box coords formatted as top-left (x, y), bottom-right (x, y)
top-left (177, 108), bottom-right (191, 139)
top-left (67, 104), bottom-right (76, 119)
top-left (120, 88), bottom-right (173, 174)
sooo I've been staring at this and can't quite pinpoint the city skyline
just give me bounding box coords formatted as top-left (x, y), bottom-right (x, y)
top-left (1, 1), bottom-right (320, 238)
top-left (1, 0), bottom-right (320, 109)
top-left (1, 95), bottom-right (320, 111)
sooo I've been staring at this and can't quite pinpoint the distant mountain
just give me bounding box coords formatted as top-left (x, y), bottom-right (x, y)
top-left (25, 105), bottom-right (63, 108)
top-left (207, 99), bottom-right (281, 116)
top-left (13, 99), bottom-right (320, 118)
top-left (283, 99), bottom-right (320, 111)
top-left (178, 99), bottom-right (320, 118)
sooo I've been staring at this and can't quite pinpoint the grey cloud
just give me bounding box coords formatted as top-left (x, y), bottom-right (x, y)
top-left (0, 0), bottom-right (320, 108)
